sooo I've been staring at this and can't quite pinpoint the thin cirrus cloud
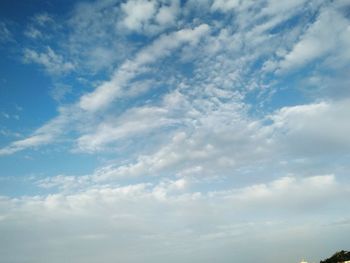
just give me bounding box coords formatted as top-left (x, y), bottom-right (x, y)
top-left (0, 24), bottom-right (210, 155)
top-left (79, 23), bottom-right (210, 112)
top-left (23, 47), bottom-right (75, 75)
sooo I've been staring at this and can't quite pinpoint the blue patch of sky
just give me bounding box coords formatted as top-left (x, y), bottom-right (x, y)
top-left (268, 12), bottom-right (308, 35)
top-left (245, 75), bottom-right (309, 118)
top-left (0, 0), bottom-right (76, 24)
top-left (127, 31), bottom-right (158, 43)
top-left (0, 176), bottom-right (42, 197)
top-left (263, 71), bottom-right (314, 113)
top-left (0, 145), bottom-right (99, 183)
top-left (0, 56), bottom-right (56, 137)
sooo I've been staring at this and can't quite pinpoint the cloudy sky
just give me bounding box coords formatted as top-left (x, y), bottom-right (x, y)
top-left (0, 0), bottom-right (350, 262)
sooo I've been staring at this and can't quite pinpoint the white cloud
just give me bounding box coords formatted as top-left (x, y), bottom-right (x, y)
top-left (12, 174), bottom-right (350, 221)
top-left (120, 0), bottom-right (180, 34)
top-left (155, 1), bottom-right (179, 25)
top-left (1, 0), bottom-right (349, 193)
top-left (49, 83), bottom-right (72, 103)
top-left (23, 47), bottom-right (75, 75)
top-left (211, 0), bottom-right (240, 12)
top-left (0, 0), bottom-right (325, 158)
top-left (268, 99), bottom-right (350, 156)
top-left (24, 26), bottom-right (43, 39)
top-left (223, 175), bottom-right (341, 211)
top-left (121, 0), bottom-right (158, 31)
top-left (262, 0), bottom-right (307, 16)
top-left (76, 106), bottom-right (177, 153)
top-left (85, 47), bottom-right (116, 71)
top-left (33, 13), bottom-right (54, 26)
top-left (0, 106), bottom-right (77, 155)
top-left (0, 24), bottom-right (209, 155)
top-left (0, 134), bottom-right (53, 155)
top-left (84, 98), bottom-right (350, 181)
top-left (72, 98), bottom-right (268, 182)
top-left (24, 14), bottom-right (54, 40)
top-left (2, 2), bottom-right (350, 262)
top-left (65, 0), bottom-right (130, 73)
top-left (278, 7), bottom-right (350, 72)
top-left (1, 174), bottom-right (349, 263)
top-left (79, 24), bottom-right (210, 112)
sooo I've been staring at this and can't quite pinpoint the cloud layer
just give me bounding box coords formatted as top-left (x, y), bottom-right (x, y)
top-left (1, 0), bottom-right (350, 262)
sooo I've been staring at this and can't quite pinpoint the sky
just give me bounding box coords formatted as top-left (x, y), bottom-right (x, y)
top-left (0, 0), bottom-right (350, 262)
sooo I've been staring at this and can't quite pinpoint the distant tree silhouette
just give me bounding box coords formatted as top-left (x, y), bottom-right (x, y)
top-left (320, 250), bottom-right (350, 263)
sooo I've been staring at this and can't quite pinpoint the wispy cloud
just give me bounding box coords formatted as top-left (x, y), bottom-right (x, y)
top-left (23, 47), bottom-right (75, 75)
top-left (0, 21), bottom-right (13, 43)
top-left (79, 24), bottom-right (210, 112)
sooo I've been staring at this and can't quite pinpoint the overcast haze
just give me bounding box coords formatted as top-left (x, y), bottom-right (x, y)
top-left (0, 0), bottom-right (350, 262)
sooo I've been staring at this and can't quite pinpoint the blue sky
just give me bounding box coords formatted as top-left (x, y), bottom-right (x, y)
top-left (1, 0), bottom-right (350, 262)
